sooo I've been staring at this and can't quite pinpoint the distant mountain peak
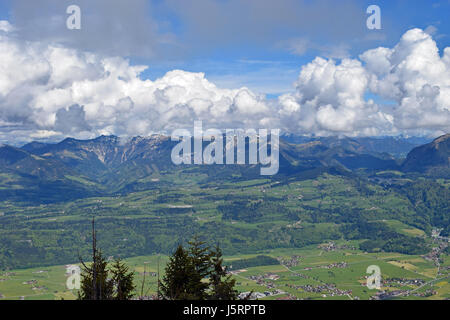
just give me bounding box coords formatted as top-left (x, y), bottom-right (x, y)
top-left (94, 135), bottom-right (119, 141)
top-left (402, 133), bottom-right (450, 172)
top-left (433, 133), bottom-right (450, 145)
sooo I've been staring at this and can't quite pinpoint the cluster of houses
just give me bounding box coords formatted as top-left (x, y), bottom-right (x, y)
top-left (303, 262), bottom-right (348, 271)
top-left (426, 229), bottom-right (449, 262)
top-left (318, 242), bottom-right (356, 252)
top-left (412, 289), bottom-right (437, 298)
top-left (18, 278), bottom-right (47, 291)
top-left (238, 289), bottom-right (285, 300)
top-left (424, 244), bottom-right (446, 264)
top-left (32, 285), bottom-right (47, 291)
top-left (2, 272), bottom-right (15, 277)
top-left (292, 272), bottom-right (309, 279)
top-left (246, 273), bottom-right (283, 291)
top-left (284, 283), bottom-right (352, 297)
top-left (286, 220), bottom-right (303, 229)
top-left (249, 273), bottom-right (280, 283)
top-left (372, 288), bottom-right (437, 300)
top-left (382, 278), bottom-right (426, 287)
top-left (440, 265), bottom-right (450, 274)
top-left (278, 255), bottom-right (301, 268)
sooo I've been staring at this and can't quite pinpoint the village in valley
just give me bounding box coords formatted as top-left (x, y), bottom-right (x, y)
top-left (1, 237), bottom-right (448, 301)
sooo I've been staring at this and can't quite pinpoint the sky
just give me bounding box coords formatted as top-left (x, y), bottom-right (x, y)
top-left (0, 0), bottom-right (449, 144)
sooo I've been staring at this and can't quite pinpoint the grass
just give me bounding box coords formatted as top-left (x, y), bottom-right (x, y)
top-left (1, 171), bottom-right (448, 299)
top-left (1, 243), bottom-right (448, 300)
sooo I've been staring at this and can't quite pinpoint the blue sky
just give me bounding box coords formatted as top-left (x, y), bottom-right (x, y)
top-left (137, 0), bottom-right (450, 96)
top-left (2, 0), bottom-right (449, 97)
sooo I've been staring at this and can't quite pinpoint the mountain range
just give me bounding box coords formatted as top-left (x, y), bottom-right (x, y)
top-left (0, 133), bottom-right (448, 203)
top-left (402, 133), bottom-right (450, 172)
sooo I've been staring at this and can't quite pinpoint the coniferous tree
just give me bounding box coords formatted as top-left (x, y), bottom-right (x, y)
top-left (160, 238), bottom-right (239, 300)
top-left (110, 258), bottom-right (135, 300)
top-left (208, 245), bottom-right (238, 300)
top-left (78, 218), bottom-right (135, 300)
top-left (187, 236), bottom-right (211, 300)
top-left (78, 249), bottom-right (114, 300)
top-left (159, 245), bottom-right (198, 300)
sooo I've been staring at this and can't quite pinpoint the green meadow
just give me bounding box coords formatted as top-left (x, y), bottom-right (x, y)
top-left (1, 243), bottom-right (448, 300)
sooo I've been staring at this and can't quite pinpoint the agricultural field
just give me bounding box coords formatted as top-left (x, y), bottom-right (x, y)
top-left (1, 242), bottom-right (449, 300)
top-left (0, 169), bottom-right (448, 300)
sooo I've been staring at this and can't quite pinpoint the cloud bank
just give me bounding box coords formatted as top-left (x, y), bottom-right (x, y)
top-left (0, 21), bottom-right (449, 144)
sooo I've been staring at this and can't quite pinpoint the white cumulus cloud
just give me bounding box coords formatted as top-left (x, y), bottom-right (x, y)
top-left (279, 28), bottom-right (450, 136)
top-left (0, 22), bottom-right (449, 144)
